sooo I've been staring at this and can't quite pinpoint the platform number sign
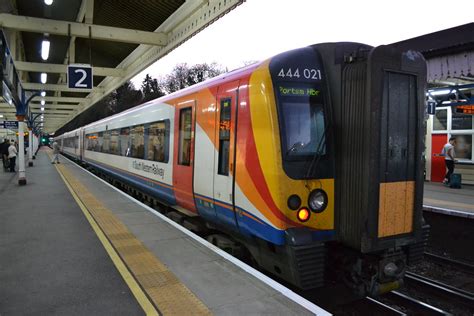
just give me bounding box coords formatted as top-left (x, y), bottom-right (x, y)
top-left (67, 64), bottom-right (93, 90)
top-left (427, 100), bottom-right (436, 115)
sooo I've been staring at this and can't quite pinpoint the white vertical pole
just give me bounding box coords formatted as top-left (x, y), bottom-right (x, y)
top-left (18, 120), bottom-right (27, 185)
top-left (28, 128), bottom-right (33, 166)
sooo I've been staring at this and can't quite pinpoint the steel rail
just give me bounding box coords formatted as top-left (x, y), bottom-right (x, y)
top-left (405, 272), bottom-right (474, 308)
top-left (386, 291), bottom-right (450, 315)
top-left (424, 252), bottom-right (474, 275)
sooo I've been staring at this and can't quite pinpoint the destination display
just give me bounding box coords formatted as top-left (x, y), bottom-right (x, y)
top-left (278, 85), bottom-right (320, 97)
top-left (456, 105), bottom-right (474, 114)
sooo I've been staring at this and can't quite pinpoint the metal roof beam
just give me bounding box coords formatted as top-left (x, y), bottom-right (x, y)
top-left (0, 13), bottom-right (168, 46)
top-left (32, 96), bottom-right (83, 103)
top-left (23, 82), bottom-right (104, 93)
top-left (30, 105), bottom-right (79, 110)
top-left (15, 61), bottom-right (124, 77)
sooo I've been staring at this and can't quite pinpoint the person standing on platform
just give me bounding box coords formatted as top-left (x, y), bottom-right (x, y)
top-left (8, 140), bottom-right (17, 172)
top-left (51, 140), bottom-right (60, 164)
top-left (442, 136), bottom-right (457, 185)
top-left (1, 139), bottom-right (10, 171)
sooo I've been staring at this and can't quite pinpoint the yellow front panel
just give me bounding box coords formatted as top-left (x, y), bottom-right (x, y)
top-left (247, 61), bottom-right (334, 230)
top-left (378, 181), bottom-right (415, 237)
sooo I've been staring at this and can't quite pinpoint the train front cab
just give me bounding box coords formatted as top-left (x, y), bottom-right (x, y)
top-left (314, 42), bottom-right (429, 296)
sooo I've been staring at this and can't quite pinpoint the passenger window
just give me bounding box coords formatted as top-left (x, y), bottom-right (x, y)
top-left (109, 129), bottom-right (120, 155)
top-left (120, 127), bottom-right (130, 156)
top-left (130, 125), bottom-right (145, 159)
top-left (147, 120), bottom-right (169, 163)
top-left (103, 131), bottom-right (110, 154)
top-left (178, 108), bottom-right (192, 166)
top-left (97, 132), bottom-right (104, 152)
top-left (218, 98), bottom-right (231, 175)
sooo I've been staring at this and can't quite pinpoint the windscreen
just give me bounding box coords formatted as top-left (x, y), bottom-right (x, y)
top-left (269, 46), bottom-right (333, 179)
top-left (278, 84), bottom-right (326, 159)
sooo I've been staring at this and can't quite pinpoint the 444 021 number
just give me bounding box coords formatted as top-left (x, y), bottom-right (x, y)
top-left (278, 68), bottom-right (322, 80)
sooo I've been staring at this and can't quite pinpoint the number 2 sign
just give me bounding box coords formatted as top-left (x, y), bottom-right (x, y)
top-left (67, 64), bottom-right (93, 90)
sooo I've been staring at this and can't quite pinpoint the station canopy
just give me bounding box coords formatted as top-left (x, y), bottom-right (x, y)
top-left (0, 0), bottom-right (244, 133)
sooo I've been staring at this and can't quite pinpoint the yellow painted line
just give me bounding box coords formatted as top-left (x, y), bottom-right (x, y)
top-left (54, 162), bottom-right (159, 316)
top-left (50, 154), bottom-right (211, 315)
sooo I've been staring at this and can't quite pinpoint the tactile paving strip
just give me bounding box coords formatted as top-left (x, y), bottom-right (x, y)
top-left (56, 164), bottom-right (212, 315)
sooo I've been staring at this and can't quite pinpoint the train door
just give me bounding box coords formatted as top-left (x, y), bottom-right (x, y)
top-left (173, 100), bottom-right (197, 213)
top-left (431, 134), bottom-right (447, 182)
top-left (213, 81), bottom-right (239, 229)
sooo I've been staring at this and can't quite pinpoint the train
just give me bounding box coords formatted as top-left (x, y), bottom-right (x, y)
top-left (56, 42), bottom-right (429, 296)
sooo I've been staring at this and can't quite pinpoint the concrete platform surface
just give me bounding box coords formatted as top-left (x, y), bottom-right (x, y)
top-left (0, 149), bottom-right (143, 315)
top-left (423, 181), bottom-right (474, 215)
top-left (0, 148), bottom-right (328, 315)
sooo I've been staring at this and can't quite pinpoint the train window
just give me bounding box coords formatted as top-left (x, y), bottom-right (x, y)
top-left (178, 108), bottom-right (192, 166)
top-left (97, 132), bottom-right (104, 152)
top-left (103, 130), bottom-right (110, 154)
top-left (120, 127), bottom-right (130, 156)
top-left (130, 125), bottom-right (145, 159)
top-left (218, 98), bottom-right (231, 175)
top-left (86, 133), bottom-right (98, 151)
top-left (146, 120), bottom-right (169, 163)
top-left (109, 129), bottom-right (120, 155)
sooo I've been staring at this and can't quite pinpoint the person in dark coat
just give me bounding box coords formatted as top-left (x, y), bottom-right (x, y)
top-left (1, 139), bottom-right (9, 171)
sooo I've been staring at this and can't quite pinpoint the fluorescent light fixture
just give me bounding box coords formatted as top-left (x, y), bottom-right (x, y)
top-left (428, 89), bottom-right (452, 96)
top-left (41, 91), bottom-right (46, 97)
top-left (41, 107), bottom-right (45, 111)
top-left (40, 73), bottom-right (47, 84)
top-left (41, 100), bottom-right (45, 106)
top-left (44, 0), bottom-right (53, 5)
top-left (41, 40), bottom-right (50, 60)
top-left (0, 114), bottom-right (3, 118)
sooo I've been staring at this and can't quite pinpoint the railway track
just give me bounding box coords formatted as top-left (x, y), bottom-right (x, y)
top-left (404, 271), bottom-right (474, 311)
top-left (424, 252), bottom-right (474, 275)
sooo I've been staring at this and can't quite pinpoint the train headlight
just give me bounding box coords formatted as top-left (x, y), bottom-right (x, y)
top-left (287, 194), bottom-right (301, 210)
top-left (297, 207), bottom-right (311, 222)
top-left (308, 189), bottom-right (328, 213)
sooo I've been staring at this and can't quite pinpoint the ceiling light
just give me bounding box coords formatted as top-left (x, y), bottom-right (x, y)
top-left (41, 91), bottom-right (46, 97)
top-left (0, 114), bottom-right (3, 118)
top-left (41, 40), bottom-right (50, 60)
top-left (40, 73), bottom-right (47, 84)
top-left (44, 0), bottom-right (53, 5)
top-left (41, 107), bottom-right (45, 111)
top-left (41, 100), bottom-right (45, 106)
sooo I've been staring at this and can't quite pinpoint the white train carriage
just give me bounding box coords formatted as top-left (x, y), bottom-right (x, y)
top-left (81, 100), bottom-right (176, 204)
top-left (57, 129), bottom-right (81, 159)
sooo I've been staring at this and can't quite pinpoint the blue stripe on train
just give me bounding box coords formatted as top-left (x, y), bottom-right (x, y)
top-left (85, 159), bottom-right (176, 205)
top-left (85, 159), bottom-right (334, 245)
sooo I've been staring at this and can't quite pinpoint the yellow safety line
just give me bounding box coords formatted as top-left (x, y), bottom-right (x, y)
top-left (54, 162), bottom-right (159, 315)
top-left (50, 152), bottom-right (211, 315)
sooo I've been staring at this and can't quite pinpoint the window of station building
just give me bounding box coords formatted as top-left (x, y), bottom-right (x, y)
top-left (120, 127), bottom-right (130, 156)
top-left (109, 129), bottom-right (120, 155)
top-left (218, 98), bottom-right (231, 175)
top-left (130, 125), bottom-right (145, 159)
top-left (453, 134), bottom-right (472, 160)
top-left (433, 109), bottom-right (448, 131)
top-left (178, 107), bottom-right (192, 166)
top-left (452, 111), bottom-right (473, 130)
top-left (146, 120), bottom-right (169, 163)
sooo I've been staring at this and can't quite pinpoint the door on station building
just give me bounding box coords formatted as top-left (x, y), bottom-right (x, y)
top-left (213, 81), bottom-right (239, 230)
top-left (173, 101), bottom-right (197, 213)
top-left (431, 134), bottom-right (447, 182)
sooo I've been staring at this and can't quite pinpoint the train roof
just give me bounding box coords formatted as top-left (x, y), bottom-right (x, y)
top-left (82, 60), bottom-right (263, 130)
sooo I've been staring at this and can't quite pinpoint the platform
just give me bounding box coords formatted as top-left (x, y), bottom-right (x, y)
top-left (0, 148), bottom-right (327, 315)
top-left (423, 181), bottom-right (474, 218)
